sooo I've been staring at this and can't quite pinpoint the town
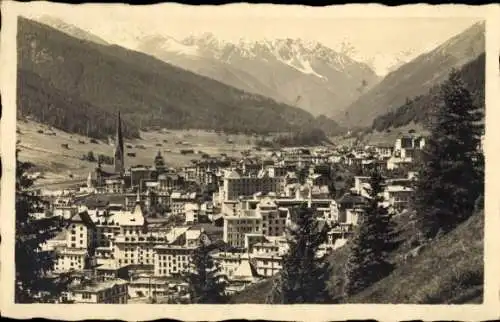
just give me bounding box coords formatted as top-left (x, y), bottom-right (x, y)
top-left (27, 112), bottom-right (444, 304)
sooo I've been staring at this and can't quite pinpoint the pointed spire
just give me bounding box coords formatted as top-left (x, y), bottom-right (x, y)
top-left (114, 110), bottom-right (125, 175)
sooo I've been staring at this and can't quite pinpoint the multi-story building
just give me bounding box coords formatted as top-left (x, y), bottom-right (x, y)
top-left (68, 278), bottom-right (129, 304)
top-left (52, 247), bottom-right (88, 273)
top-left (128, 277), bottom-right (171, 299)
top-left (153, 245), bottom-right (195, 277)
top-left (251, 243), bottom-right (283, 277)
top-left (113, 233), bottom-right (169, 266)
top-left (223, 210), bottom-right (262, 248)
top-left (256, 198), bottom-right (287, 237)
top-left (375, 144), bottom-right (394, 158)
top-left (92, 194), bottom-right (146, 261)
top-left (184, 203), bottom-right (200, 224)
top-left (129, 166), bottom-right (154, 189)
top-left (170, 192), bottom-right (198, 215)
top-left (221, 170), bottom-right (283, 202)
top-left (211, 252), bottom-right (249, 278)
top-left (383, 185), bottom-right (414, 212)
top-left (158, 173), bottom-right (184, 191)
top-left (52, 197), bottom-right (78, 219)
top-left (104, 179), bottom-right (125, 194)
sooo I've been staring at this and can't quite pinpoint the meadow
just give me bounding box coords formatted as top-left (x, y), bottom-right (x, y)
top-left (16, 119), bottom-right (262, 187)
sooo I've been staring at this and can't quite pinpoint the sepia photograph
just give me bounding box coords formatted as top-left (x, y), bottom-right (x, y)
top-left (1, 1), bottom-right (498, 321)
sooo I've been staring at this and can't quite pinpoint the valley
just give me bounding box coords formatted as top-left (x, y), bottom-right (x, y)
top-left (17, 119), bottom-right (264, 186)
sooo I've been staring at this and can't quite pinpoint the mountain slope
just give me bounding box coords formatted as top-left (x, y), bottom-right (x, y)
top-left (338, 21), bottom-right (485, 127)
top-left (230, 210), bottom-right (483, 304)
top-left (18, 17), bottom-right (339, 138)
top-left (134, 33), bottom-right (381, 117)
top-left (18, 68), bottom-right (139, 139)
top-left (370, 53), bottom-right (485, 132)
top-left (350, 210), bottom-right (483, 304)
top-left (38, 15), bottom-right (110, 46)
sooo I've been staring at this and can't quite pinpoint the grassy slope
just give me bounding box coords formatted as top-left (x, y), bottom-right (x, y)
top-left (350, 210), bottom-right (483, 304)
top-left (16, 119), bottom-right (262, 185)
top-left (230, 210), bottom-right (483, 304)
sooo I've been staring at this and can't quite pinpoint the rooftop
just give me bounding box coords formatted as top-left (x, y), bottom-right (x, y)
top-left (71, 278), bottom-right (129, 293)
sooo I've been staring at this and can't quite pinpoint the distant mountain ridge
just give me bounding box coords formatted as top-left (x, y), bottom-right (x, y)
top-left (38, 15), bottom-right (110, 45)
top-left (18, 17), bottom-right (345, 140)
top-left (337, 21), bottom-right (485, 127)
top-left (33, 16), bottom-right (381, 117)
top-left (132, 32), bottom-right (382, 117)
top-left (370, 53), bottom-right (485, 133)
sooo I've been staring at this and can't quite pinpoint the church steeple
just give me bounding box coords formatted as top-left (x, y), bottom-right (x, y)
top-left (114, 111), bottom-right (125, 175)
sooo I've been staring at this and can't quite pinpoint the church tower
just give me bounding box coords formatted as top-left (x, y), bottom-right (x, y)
top-left (114, 111), bottom-right (125, 175)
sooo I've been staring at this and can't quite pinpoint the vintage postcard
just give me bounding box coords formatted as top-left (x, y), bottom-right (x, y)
top-left (1, 1), bottom-right (500, 321)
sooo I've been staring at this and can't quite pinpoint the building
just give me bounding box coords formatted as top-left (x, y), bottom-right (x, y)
top-left (128, 277), bottom-right (171, 299)
top-left (104, 179), bottom-right (125, 194)
top-left (223, 210), bottom-right (262, 248)
top-left (383, 185), bottom-right (414, 212)
top-left (170, 192), bottom-right (198, 215)
top-left (375, 144), bottom-right (394, 158)
top-left (68, 278), bottom-right (129, 304)
top-left (212, 252), bottom-right (249, 278)
top-left (251, 243), bottom-right (283, 277)
top-left (153, 245), bottom-right (195, 277)
top-left (256, 198), bottom-right (287, 237)
top-left (221, 170), bottom-right (283, 202)
top-left (52, 247), bottom-right (88, 273)
top-left (129, 166), bottom-right (154, 190)
top-left (184, 203), bottom-right (200, 224)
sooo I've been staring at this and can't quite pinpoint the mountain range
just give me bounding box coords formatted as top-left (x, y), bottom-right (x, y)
top-left (17, 17), bottom-right (346, 140)
top-left (337, 21), bottom-right (485, 127)
top-left (38, 16), bottom-right (381, 117)
top-left (22, 16), bottom-right (484, 139)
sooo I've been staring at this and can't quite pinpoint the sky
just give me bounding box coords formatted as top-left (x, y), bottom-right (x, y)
top-left (20, 3), bottom-right (482, 76)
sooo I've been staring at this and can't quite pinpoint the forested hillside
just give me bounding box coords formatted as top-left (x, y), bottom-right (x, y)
top-left (338, 22), bottom-right (484, 127)
top-left (371, 53), bottom-right (485, 132)
top-left (18, 69), bottom-right (139, 139)
top-left (17, 17), bottom-right (344, 140)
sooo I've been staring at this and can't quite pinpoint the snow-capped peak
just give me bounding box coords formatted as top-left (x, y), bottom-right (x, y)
top-left (140, 34), bottom-right (200, 56)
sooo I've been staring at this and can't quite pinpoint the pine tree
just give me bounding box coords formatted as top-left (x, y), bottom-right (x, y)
top-left (344, 170), bottom-right (395, 297)
top-left (15, 156), bottom-right (67, 303)
top-left (414, 69), bottom-right (483, 239)
top-left (267, 204), bottom-right (330, 304)
top-left (183, 237), bottom-right (228, 304)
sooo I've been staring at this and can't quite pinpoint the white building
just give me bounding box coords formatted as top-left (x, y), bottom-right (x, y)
top-left (153, 245), bottom-right (195, 277)
top-left (68, 278), bottom-right (129, 304)
top-left (223, 211), bottom-right (262, 248)
top-left (220, 170), bottom-right (283, 202)
top-left (184, 203), bottom-right (200, 224)
top-left (383, 185), bottom-right (414, 212)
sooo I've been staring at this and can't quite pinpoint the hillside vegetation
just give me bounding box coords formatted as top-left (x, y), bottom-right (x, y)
top-left (350, 210), bottom-right (483, 304)
top-left (230, 210), bottom-right (483, 304)
top-left (18, 69), bottom-right (140, 139)
top-left (17, 17), bottom-right (343, 140)
top-left (337, 22), bottom-right (484, 127)
top-left (370, 53), bottom-right (485, 132)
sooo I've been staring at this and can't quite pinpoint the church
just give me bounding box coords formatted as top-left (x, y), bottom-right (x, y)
top-left (86, 111), bottom-right (169, 195)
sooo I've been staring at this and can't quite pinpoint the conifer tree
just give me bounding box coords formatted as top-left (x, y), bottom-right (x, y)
top-left (414, 69), bottom-right (483, 239)
top-left (183, 237), bottom-right (228, 304)
top-left (267, 204), bottom-right (330, 304)
top-left (15, 155), bottom-right (67, 303)
top-left (344, 170), bottom-right (395, 297)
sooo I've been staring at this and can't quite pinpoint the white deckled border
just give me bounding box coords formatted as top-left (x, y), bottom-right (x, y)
top-left (1, 2), bottom-right (499, 321)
